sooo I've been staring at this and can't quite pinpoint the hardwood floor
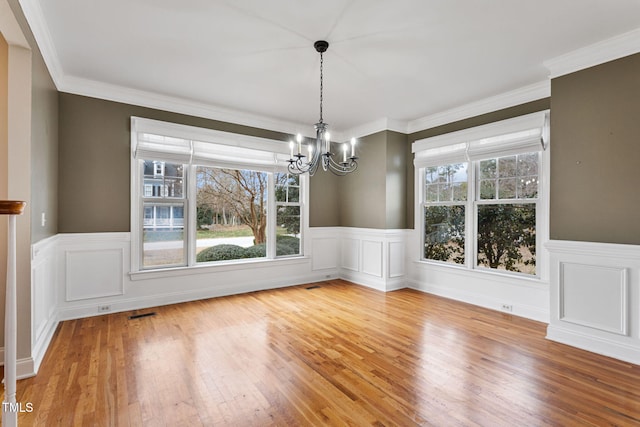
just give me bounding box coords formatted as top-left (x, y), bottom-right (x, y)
top-left (6, 280), bottom-right (640, 426)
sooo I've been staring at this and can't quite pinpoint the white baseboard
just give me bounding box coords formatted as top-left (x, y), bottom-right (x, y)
top-left (408, 278), bottom-right (550, 323)
top-left (32, 315), bottom-right (59, 374)
top-left (547, 324), bottom-right (640, 365)
top-left (57, 271), bottom-right (336, 321)
top-left (0, 351), bottom-right (36, 379)
top-left (340, 269), bottom-right (405, 292)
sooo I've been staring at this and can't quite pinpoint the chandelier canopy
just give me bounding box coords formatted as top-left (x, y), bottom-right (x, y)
top-left (288, 40), bottom-right (358, 176)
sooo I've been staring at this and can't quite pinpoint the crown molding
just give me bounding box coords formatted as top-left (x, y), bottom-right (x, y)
top-left (1, 0), bottom-right (29, 48)
top-left (407, 81), bottom-right (550, 134)
top-left (337, 118), bottom-right (409, 141)
top-left (18, 0), bottom-right (64, 85)
top-left (59, 75), bottom-right (310, 136)
top-left (544, 27), bottom-right (640, 78)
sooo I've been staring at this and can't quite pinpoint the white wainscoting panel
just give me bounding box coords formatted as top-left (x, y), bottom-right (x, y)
top-left (547, 240), bottom-right (640, 365)
top-left (389, 241), bottom-right (405, 278)
top-left (65, 248), bottom-right (124, 301)
top-left (57, 232), bottom-right (322, 321)
top-left (559, 262), bottom-right (627, 335)
top-left (336, 228), bottom-right (407, 291)
top-left (29, 235), bottom-right (59, 376)
top-left (361, 240), bottom-right (383, 278)
top-left (341, 238), bottom-right (359, 272)
top-left (311, 237), bottom-right (338, 271)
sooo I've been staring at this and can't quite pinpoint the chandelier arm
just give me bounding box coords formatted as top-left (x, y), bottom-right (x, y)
top-left (325, 155), bottom-right (358, 176)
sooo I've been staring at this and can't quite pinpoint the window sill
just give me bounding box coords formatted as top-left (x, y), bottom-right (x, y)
top-left (129, 255), bottom-right (311, 281)
top-left (413, 259), bottom-right (549, 289)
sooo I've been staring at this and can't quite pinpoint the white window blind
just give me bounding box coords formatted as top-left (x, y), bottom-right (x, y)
top-left (132, 117), bottom-right (291, 171)
top-left (413, 111), bottom-right (549, 168)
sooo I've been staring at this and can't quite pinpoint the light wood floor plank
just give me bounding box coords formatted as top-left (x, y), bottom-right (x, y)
top-left (5, 279), bottom-right (640, 426)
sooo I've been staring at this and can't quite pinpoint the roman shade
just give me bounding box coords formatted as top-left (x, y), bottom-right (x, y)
top-left (413, 110), bottom-right (549, 168)
top-left (132, 117), bottom-right (290, 172)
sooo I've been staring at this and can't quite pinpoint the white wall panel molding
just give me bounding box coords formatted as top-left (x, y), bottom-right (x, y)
top-left (57, 269), bottom-right (330, 322)
top-left (310, 237), bottom-right (339, 272)
top-left (547, 240), bottom-right (640, 365)
top-left (559, 263), bottom-right (628, 336)
top-left (341, 238), bottom-right (359, 272)
top-left (1, 235), bottom-right (61, 378)
top-left (58, 233), bottom-right (130, 302)
top-left (54, 232), bottom-right (327, 321)
top-left (65, 249), bottom-right (125, 301)
top-left (361, 240), bottom-right (383, 278)
top-left (30, 235), bottom-right (59, 375)
top-left (331, 228), bottom-right (408, 292)
top-left (388, 241), bottom-right (405, 278)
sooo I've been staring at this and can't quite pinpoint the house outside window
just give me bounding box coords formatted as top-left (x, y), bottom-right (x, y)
top-left (414, 111), bottom-right (549, 278)
top-left (131, 117), bottom-right (304, 272)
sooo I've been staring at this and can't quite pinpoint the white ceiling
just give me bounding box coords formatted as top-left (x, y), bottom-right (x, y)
top-left (20, 0), bottom-right (640, 137)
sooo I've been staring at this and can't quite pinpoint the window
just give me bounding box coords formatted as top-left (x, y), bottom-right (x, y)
top-left (414, 111), bottom-right (548, 278)
top-left (423, 163), bottom-right (467, 264)
top-left (275, 172), bottom-right (301, 256)
top-left (131, 117), bottom-right (304, 272)
top-left (475, 153), bottom-right (539, 275)
top-left (141, 161), bottom-right (186, 268)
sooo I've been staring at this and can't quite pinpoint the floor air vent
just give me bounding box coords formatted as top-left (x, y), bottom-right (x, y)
top-left (128, 312), bottom-right (156, 320)
top-left (306, 285), bottom-right (321, 290)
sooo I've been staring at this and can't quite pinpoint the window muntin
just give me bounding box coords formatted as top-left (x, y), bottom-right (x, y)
top-left (478, 153), bottom-right (538, 200)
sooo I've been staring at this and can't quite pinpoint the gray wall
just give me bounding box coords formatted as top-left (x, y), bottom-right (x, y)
top-left (52, 54), bottom-right (640, 244)
top-left (8, 0), bottom-right (59, 242)
top-left (339, 131), bottom-right (388, 228)
top-left (309, 168), bottom-right (340, 227)
top-left (550, 53), bottom-right (640, 244)
top-left (58, 93), bottom-right (298, 232)
top-left (406, 98), bottom-right (551, 228)
top-left (385, 131), bottom-right (408, 229)
top-left (29, 31), bottom-right (58, 242)
top-left (337, 131), bottom-right (408, 229)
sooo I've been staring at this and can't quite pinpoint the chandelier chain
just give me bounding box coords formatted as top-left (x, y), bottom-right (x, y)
top-left (319, 51), bottom-right (324, 123)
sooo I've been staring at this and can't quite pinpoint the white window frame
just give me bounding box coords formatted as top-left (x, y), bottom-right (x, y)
top-left (130, 117), bottom-right (308, 274)
top-left (413, 111), bottom-right (550, 280)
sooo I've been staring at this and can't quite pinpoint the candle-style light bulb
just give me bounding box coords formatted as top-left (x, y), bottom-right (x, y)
top-left (350, 137), bottom-right (356, 157)
top-left (289, 141), bottom-right (294, 158)
top-left (296, 133), bottom-right (302, 155)
top-left (308, 144), bottom-right (313, 157)
top-left (325, 131), bottom-right (331, 154)
top-left (343, 143), bottom-right (348, 162)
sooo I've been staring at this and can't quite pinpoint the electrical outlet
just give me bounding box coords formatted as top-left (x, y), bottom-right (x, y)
top-left (501, 304), bottom-right (513, 312)
top-left (98, 305), bottom-right (111, 313)
top-left (325, 274), bottom-right (332, 279)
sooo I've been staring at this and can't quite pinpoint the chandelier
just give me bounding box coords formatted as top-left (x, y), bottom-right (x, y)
top-left (288, 40), bottom-right (358, 176)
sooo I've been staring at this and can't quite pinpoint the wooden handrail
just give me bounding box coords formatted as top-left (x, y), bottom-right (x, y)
top-left (0, 201), bottom-right (26, 216)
